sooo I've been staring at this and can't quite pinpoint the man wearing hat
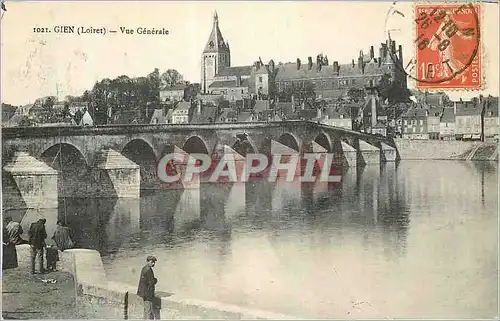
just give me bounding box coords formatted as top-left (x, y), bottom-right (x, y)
top-left (137, 256), bottom-right (158, 319)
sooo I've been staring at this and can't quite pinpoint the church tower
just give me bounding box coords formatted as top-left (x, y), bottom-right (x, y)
top-left (201, 11), bottom-right (231, 93)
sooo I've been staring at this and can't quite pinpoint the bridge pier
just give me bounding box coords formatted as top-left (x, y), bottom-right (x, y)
top-left (92, 149), bottom-right (141, 198)
top-left (337, 141), bottom-right (358, 167)
top-left (2, 152), bottom-right (58, 210)
top-left (379, 142), bottom-right (397, 162)
top-left (2, 152), bottom-right (59, 240)
top-left (357, 140), bottom-right (381, 165)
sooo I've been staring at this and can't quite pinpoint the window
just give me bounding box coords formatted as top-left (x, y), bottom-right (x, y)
top-left (420, 120), bottom-right (423, 125)
top-left (404, 120), bottom-right (408, 125)
top-left (259, 77), bottom-right (263, 83)
top-left (351, 79), bottom-right (356, 85)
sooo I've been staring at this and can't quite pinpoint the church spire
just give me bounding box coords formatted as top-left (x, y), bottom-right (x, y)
top-left (203, 11), bottom-right (228, 53)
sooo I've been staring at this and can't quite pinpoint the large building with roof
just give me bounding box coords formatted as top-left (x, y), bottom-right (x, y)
top-left (200, 12), bottom-right (407, 102)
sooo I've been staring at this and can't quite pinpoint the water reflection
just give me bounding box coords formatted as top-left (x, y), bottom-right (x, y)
top-left (53, 161), bottom-right (496, 318)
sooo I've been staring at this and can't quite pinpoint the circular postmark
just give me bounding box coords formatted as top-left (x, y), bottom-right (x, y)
top-left (384, 1), bottom-right (481, 88)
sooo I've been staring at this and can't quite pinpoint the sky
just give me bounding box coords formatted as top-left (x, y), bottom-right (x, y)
top-left (1, 1), bottom-right (498, 106)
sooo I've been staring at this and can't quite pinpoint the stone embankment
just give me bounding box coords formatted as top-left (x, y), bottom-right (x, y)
top-left (12, 245), bottom-right (301, 319)
top-left (395, 139), bottom-right (498, 161)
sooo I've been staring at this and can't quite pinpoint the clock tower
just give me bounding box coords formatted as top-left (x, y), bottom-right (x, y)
top-left (201, 11), bottom-right (231, 93)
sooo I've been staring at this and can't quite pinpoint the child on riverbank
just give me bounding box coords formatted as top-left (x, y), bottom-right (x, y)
top-left (46, 245), bottom-right (59, 272)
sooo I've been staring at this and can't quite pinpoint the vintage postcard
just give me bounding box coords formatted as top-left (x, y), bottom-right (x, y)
top-left (1, 0), bottom-right (498, 319)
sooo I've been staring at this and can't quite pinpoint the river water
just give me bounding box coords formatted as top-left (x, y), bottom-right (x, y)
top-left (59, 161), bottom-right (498, 319)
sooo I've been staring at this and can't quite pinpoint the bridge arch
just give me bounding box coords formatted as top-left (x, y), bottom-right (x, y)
top-left (314, 132), bottom-right (333, 152)
top-left (39, 143), bottom-right (89, 197)
top-left (182, 135), bottom-right (210, 155)
top-left (278, 133), bottom-right (301, 152)
top-left (122, 139), bottom-right (158, 187)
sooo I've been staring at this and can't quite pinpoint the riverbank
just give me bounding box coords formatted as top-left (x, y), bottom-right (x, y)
top-left (2, 268), bottom-right (83, 319)
top-left (7, 245), bottom-right (300, 319)
top-left (395, 139), bottom-right (498, 160)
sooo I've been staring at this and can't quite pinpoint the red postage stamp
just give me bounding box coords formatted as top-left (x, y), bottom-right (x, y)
top-left (413, 3), bottom-right (481, 90)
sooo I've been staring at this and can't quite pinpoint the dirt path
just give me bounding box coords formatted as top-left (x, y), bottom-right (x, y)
top-left (2, 268), bottom-right (84, 319)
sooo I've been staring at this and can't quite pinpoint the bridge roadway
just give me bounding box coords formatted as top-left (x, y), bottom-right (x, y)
top-left (2, 121), bottom-right (398, 200)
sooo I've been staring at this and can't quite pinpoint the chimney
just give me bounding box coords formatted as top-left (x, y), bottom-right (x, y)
top-left (352, 59), bottom-right (355, 68)
top-left (379, 45), bottom-right (384, 60)
top-left (398, 45), bottom-right (403, 63)
top-left (333, 61), bottom-right (339, 75)
top-left (358, 56), bottom-right (364, 73)
top-left (324, 55), bottom-right (329, 65)
top-left (371, 94), bottom-right (377, 127)
top-left (454, 102), bottom-right (457, 114)
top-left (370, 46), bottom-right (374, 60)
top-left (296, 58), bottom-right (301, 70)
top-left (316, 55), bottom-right (322, 71)
top-left (391, 40), bottom-right (396, 54)
top-left (308, 57), bottom-right (313, 70)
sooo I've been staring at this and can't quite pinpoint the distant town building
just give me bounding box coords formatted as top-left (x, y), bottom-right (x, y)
top-left (171, 101), bottom-right (191, 124)
top-left (371, 121), bottom-right (387, 136)
top-left (439, 108), bottom-right (456, 140)
top-left (483, 97), bottom-right (499, 139)
top-left (160, 84), bottom-right (187, 103)
top-left (150, 109), bottom-right (166, 124)
top-left (321, 106), bottom-right (352, 129)
top-left (208, 78), bottom-right (250, 101)
top-left (427, 107), bottom-right (443, 140)
top-left (454, 100), bottom-right (482, 140)
top-left (402, 108), bottom-right (429, 139)
top-left (80, 110), bottom-right (94, 126)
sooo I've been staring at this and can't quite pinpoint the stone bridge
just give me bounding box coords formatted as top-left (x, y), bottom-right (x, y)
top-left (2, 121), bottom-right (398, 206)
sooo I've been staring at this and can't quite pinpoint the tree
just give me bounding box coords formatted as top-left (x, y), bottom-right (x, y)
top-left (347, 88), bottom-right (365, 102)
top-left (376, 73), bottom-right (411, 103)
top-left (18, 115), bottom-right (38, 127)
top-left (185, 82), bottom-right (201, 101)
top-left (160, 69), bottom-right (184, 88)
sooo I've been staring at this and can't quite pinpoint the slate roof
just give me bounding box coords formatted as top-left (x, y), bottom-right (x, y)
top-left (440, 108), bottom-right (455, 123)
top-left (191, 105), bottom-right (218, 124)
top-left (209, 78), bottom-right (250, 88)
top-left (216, 66), bottom-right (253, 77)
top-left (324, 106), bottom-right (351, 119)
top-left (427, 107), bottom-right (444, 117)
top-left (402, 107), bottom-right (428, 118)
top-left (455, 101), bottom-right (482, 116)
top-left (203, 13), bottom-right (230, 54)
top-left (275, 60), bottom-right (386, 81)
top-left (173, 101), bottom-right (191, 112)
top-left (237, 111), bottom-right (254, 122)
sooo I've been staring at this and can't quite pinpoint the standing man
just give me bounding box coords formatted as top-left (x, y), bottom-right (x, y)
top-left (137, 256), bottom-right (158, 319)
top-left (28, 218), bottom-right (47, 274)
top-left (51, 220), bottom-right (74, 251)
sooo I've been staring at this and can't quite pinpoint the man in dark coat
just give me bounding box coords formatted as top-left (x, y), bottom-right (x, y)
top-left (28, 218), bottom-right (47, 274)
top-left (137, 256), bottom-right (158, 319)
top-left (2, 226), bottom-right (18, 270)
